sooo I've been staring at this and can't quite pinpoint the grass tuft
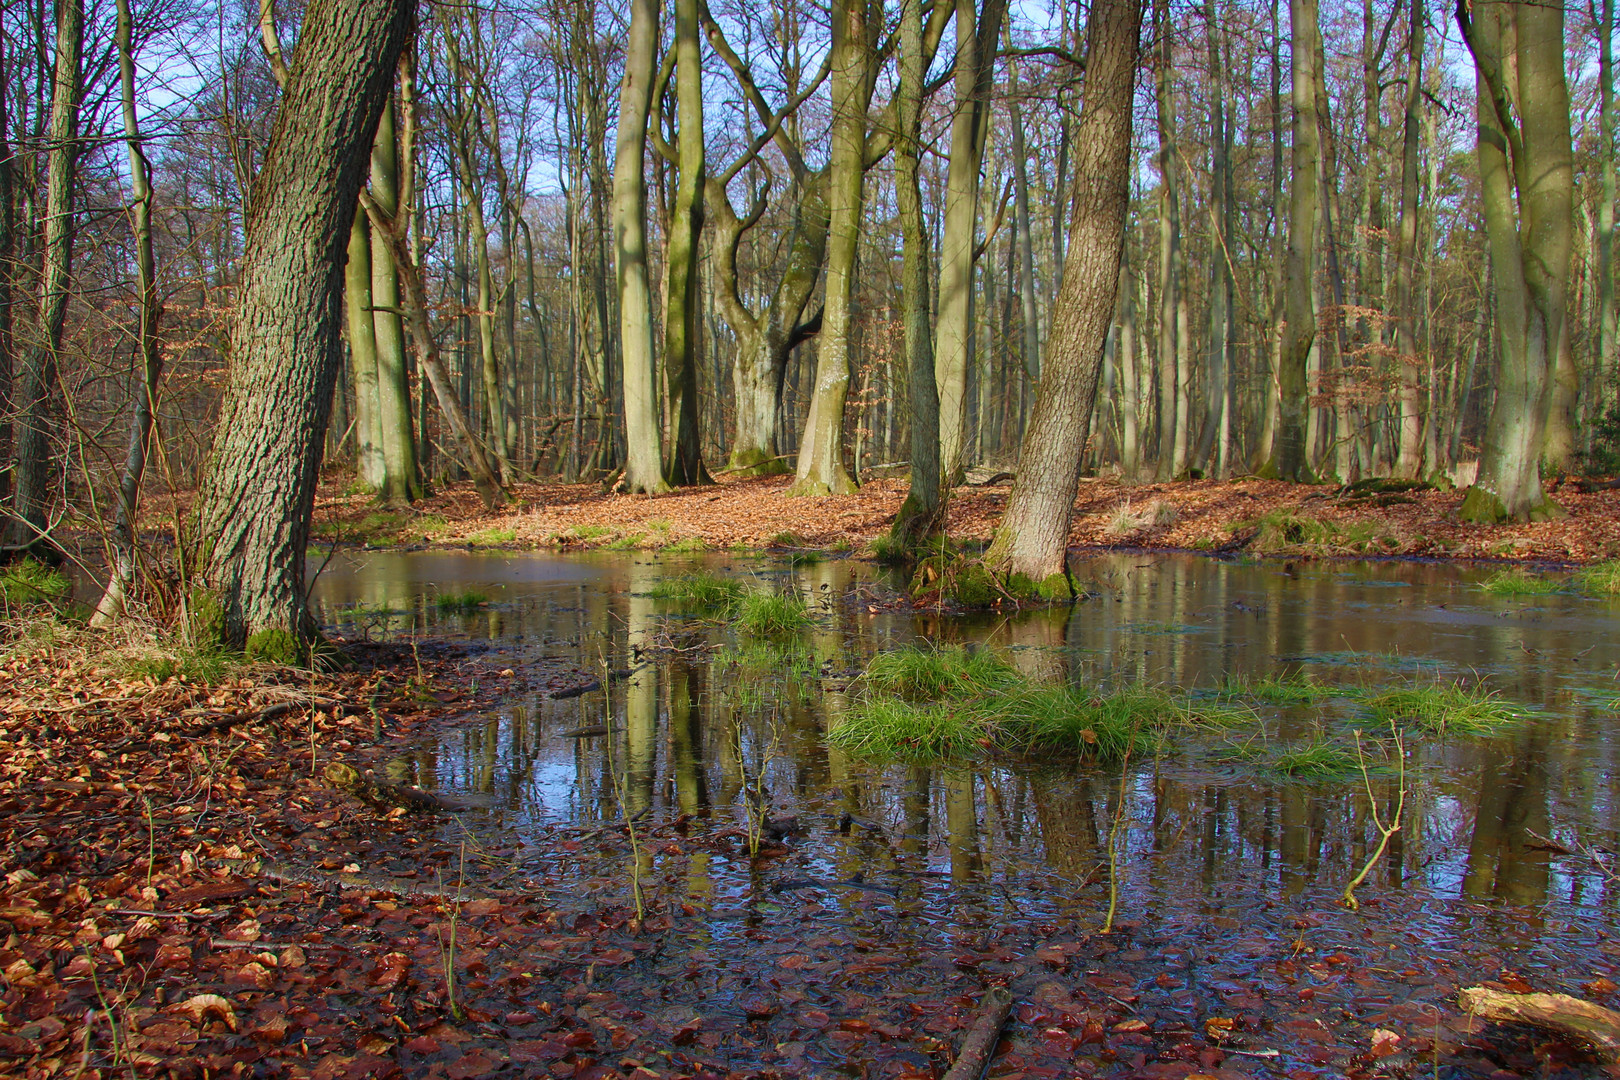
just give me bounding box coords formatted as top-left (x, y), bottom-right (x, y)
top-left (466, 526), bottom-right (518, 547)
top-left (1575, 560), bottom-right (1620, 596)
top-left (1236, 509), bottom-right (1397, 556)
top-left (1271, 737), bottom-right (1361, 776)
top-left (663, 536), bottom-right (706, 553)
top-left (1479, 568), bottom-right (1563, 595)
top-left (1364, 682), bottom-right (1517, 734)
top-left (735, 590), bottom-right (811, 637)
top-left (861, 644), bottom-right (1022, 700)
top-left (1218, 670), bottom-right (1335, 705)
top-left (646, 572), bottom-right (747, 613)
top-left (434, 590), bottom-right (489, 614)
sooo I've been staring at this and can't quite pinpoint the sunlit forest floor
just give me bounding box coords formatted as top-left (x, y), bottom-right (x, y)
top-left (310, 473), bottom-right (1620, 563)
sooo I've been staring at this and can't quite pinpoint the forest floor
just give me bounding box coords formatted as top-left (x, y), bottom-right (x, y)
top-left (1, 617), bottom-right (1606, 1080)
top-left (309, 472), bottom-right (1620, 564)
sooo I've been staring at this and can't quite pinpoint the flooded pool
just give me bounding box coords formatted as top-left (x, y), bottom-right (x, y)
top-left (308, 550), bottom-right (1620, 1077)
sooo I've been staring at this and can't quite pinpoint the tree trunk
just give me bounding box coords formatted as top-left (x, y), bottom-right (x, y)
top-left (5, 0), bottom-right (82, 552)
top-left (92, 0), bottom-right (162, 626)
top-left (662, 0), bottom-right (711, 486)
top-left (346, 211), bottom-right (384, 490)
top-left (789, 0), bottom-right (873, 497)
top-left (1153, 0), bottom-right (1182, 482)
top-left (983, 0), bottom-right (1141, 589)
top-left (1268, 0), bottom-right (1320, 482)
top-left (613, 0), bottom-right (668, 493)
top-left (891, 0), bottom-right (945, 543)
top-left (369, 91), bottom-right (422, 503)
top-left (935, 0), bottom-right (1010, 485)
top-left (1599, 0), bottom-right (1617, 410)
top-left (1391, 0), bottom-right (1424, 478)
top-left (190, 0), bottom-right (413, 648)
top-left (1456, 0), bottom-right (1573, 521)
top-left (1191, 0), bottom-right (1229, 479)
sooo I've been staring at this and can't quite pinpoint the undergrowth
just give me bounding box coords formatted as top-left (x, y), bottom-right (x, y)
top-left (0, 559), bottom-right (71, 606)
top-left (434, 590), bottom-right (489, 614)
top-left (1218, 671), bottom-right (1335, 705)
top-left (1235, 510), bottom-right (1398, 556)
top-left (647, 572), bottom-right (746, 613)
top-left (1575, 560), bottom-right (1620, 596)
top-left (861, 644), bottom-right (1022, 700)
top-left (734, 591), bottom-right (811, 637)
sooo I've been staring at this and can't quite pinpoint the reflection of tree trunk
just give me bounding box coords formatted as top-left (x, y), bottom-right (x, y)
top-left (670, 661), bottom-right (707, 813)
top-left (945, 770), bottom-right (981, 880)
top-left (1033, 775), bottom-right (1099, 875)
top-left (624, 560), bottom-right (658, 818)
top-left (1462, 731), bottom-right (1549, 905)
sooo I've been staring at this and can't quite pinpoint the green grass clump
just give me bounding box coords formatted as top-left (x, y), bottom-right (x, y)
top-left (1218, 671), bottom-right (1335, 705)
top-left (735, 590), bottom-right (811, 637)
top-left (568, 524), bottom-right (615, 541)
top-left (1480, 568), bottom-right (1563, 595)
top-left (1271, 737), bottom-right (1360, 776)
top-left (434, 590), bottom-right (489, 614)
top-left (1575, 560), bottom-right (1620, 596)
top-left (862, 644), bottom-right (1022, 701)
top-left (647, 572), bottom-right (747, 613)
top-left (0, 559), bottom-right (70, 605)
top-left (466, 526), bottom-right (518, 546)
top-left (1364, 682), bottom-right (1517, 734)
top-left (832, 682), bottom-right (1249, 765)
top-left (115, 647), bottom-right (234, 685)
top-left (663, 536), bottom-right (706, 553)
top-left (769, 531), bottom-right (803, 547)
top-left (603, 532), bottom-right (646, 550)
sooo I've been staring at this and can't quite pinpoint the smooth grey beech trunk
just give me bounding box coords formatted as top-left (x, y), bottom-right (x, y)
top-left (1456, 0), bottom-right (1574, 522)
top-left (984, 0), bottom-right (1141, 588)
top-left (613, 0), bottom-right (668, 493)
top-left (191, 0), bottom-right (413, 646)
top-left (662, 0), bottom-right (711, 486)
top-left (1152, 0), bottom-right (1182, 482)
top-left (368, 93), bottom-right (421, 503)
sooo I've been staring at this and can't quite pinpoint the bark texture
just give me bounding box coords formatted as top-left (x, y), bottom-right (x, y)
top-left (984, 0), bottom-right (1141, 586)
top-left (191, 0), bottom-right (413, 646)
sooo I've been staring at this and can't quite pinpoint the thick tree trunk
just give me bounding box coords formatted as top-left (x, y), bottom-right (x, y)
top-left (613, 0), bottom-right (668, 494)
top-left (191, 0), bottom-right (413, 648)
top-left (983, 0), bottom-right (1141, 589)
top-left (92, 0), bottom-right (162, 626)
top-left (662, 0), bottom-right (711, 486)
top-left (0, 30), bottom-right (14, 508)
top-left (1456, 0), bottom-right (1573, 522)
top-left (1600, 0), bottom-right (1617, 407)
top-left (934, 0), bottom-right (1010, 485)
top-left (1191, 0), bottom-right (1229, 479)
top-left (789, 0), bottom-right (873, 497)
top-left (6, 0), bottom-right (82, 552)
top-left (1268, 0), bottom-right (1320, 482)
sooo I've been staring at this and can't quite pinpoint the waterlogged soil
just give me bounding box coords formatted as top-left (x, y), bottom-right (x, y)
top-left (3, 551), bottom-right (1619, 1079)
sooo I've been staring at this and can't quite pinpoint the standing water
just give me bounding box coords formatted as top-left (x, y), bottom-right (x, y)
top-left (309, 550), bottom-right (1620, 1077)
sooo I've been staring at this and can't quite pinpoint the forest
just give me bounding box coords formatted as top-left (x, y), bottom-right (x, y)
top-left (0, 0), bottom-right (1609, 644)
top-left (4, 2), bottom-right (1620, 1076)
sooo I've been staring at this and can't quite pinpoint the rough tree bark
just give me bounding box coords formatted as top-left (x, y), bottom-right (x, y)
top-left (190, 0), bottom-right (414, 649)
top-left (983, 0), bottom-right (1142, 591)
top-left (1152, 0), bottom-right (1183, 482)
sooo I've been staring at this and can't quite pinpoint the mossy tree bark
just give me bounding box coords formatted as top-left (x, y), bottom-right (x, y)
top-left (1151, 0), bottom-right (1183, 483)
top-left (613, 0), bottom-right (669, 494)
top-left (1390, 0), bottom-right (1424, 479)
top-left (368, 92), bottom-right (422, 503)
top-left (1455, 0), bottom-right (1573, 522)
top-left (5, 0), bottom-right (82, 553)
top-left (191, 0), bottom-right (413, 647)
top-left (983, 0), bottom-right (1141, 589)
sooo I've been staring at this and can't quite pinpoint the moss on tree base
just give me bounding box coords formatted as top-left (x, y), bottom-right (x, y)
top-left (725, 448), bottom-right (792, 477)
top-left (909, 555), bottom-right (1074, 609)
top-left (1457, 485), bottom-right (1567, 524)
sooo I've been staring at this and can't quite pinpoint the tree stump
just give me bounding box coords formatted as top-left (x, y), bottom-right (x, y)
top-left (1458, 986), bottom-right (1620, 1063)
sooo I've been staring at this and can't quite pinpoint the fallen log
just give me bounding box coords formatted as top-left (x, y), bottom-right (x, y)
top-left (1458, 986), bottom-right (1620, 1063)
top-left (943, 986), bottom-right (1013, 1080)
